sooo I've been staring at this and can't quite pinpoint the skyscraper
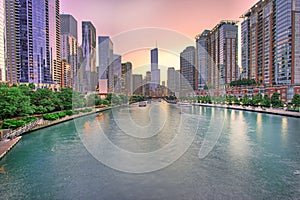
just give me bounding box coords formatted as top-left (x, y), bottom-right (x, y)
top-left (121, 62), bottom-right (132, 95)
top-left (151, 48), bottom-right (160, 88)
top-left (81, 21), bottom-right (97, 91)
top-left (132, 74), bottom-right (143, 95)
top-left (60, 14), bottom-right (78, 89)
top-left (196, 30), bottom-right (210, 90)
top-left (5, 0), bottom-right (61, 86)
top-left (167, 67), bottom-right (176, 95)
top-left (98, 36), bottom-right (113, 93)
top-left (0, 0), bottom-right (5, 82)
top-left (209, 21), bottom-right (238, 89)
top-left (180, 46), bottom-right (197, 94)
top-left (241, 0), bottom-right (300, 86)
top-left (113, 54), bottom-right (122, 93)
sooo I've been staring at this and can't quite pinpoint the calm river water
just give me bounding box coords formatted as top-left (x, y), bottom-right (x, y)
top-left (0, 102), bottom-right (299, 199)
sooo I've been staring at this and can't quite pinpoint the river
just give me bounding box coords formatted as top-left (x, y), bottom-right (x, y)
top-left (0, 102), bottom-right (299, 199)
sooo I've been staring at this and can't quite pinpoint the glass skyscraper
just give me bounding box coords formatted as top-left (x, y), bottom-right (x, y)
top-left (150, 48), bottom-right (160, 88)
top-left (6, 0), bottom-right (61, 86)
top-left (98, 36), bottom-right (113, 93)
top-left (81, 21), bottom-right (96, 92)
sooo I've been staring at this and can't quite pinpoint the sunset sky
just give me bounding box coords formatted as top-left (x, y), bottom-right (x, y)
top-left (61, 0), bottom-right (258, 82)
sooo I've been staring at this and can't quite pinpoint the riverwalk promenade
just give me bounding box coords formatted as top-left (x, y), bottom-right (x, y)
top-left (193, 103), bottom-right (300, 118)
top-left (0, 137), bottom-right (21, 160)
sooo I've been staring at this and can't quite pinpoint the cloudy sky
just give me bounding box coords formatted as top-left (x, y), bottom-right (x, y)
top-left (61, 0), bottom-right (258, 81)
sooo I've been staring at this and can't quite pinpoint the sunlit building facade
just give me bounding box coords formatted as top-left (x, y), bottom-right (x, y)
top-left (60, 14), bottom-right (78, 89)
top-left (241, 0), bottom-right (300, 86)
top-left (209, 21), bottom-right (238, 89)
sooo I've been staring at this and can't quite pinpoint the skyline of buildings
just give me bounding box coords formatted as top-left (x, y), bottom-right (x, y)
top-left (0, 0), bottom-right (299, 100)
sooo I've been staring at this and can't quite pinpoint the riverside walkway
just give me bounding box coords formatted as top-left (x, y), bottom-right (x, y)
top-left (0, 137), bottom-right (21, 160)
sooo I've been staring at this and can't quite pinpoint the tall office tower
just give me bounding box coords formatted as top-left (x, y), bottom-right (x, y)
top-left (98, 36), bottom-right (113, 93)
top-left (113, 54), bottom-right (122, 93)
top-left (150, 48), bottom-right (160, 88)
top-left (0, 0), bottom-right (5, 82)
top-left (167, 67), bottom-right (176, 95)
top-left (175, 70), bottom-right (181, 94)
top-left (132, 74), bottom-right (143, 95)
top-left (49, 0), bottom-right (61, 86)
top-left (195, 30), bottom-right (210, 90)
top-left (209, 21), bottom-right (238, 89)
top-left (81, 21), bottom-right (96, 91)
top-left (180, 46), bottom-right (197, 94)
top-left (5, 0), bottom-right (61, 86)
top-left (60, 14), bottom-right (78, 89)
top-left (241, 0), bottom-right (300, 85)
top-left (121, 62), bottom-right (132, 95)
top-left (145, 71), bottom-right (151, 96)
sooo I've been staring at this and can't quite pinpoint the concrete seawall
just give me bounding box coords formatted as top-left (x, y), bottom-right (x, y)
top-left (0, 137), bottom-right (21, 160)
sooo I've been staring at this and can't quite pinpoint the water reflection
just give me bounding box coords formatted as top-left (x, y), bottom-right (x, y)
top-left (281, 117), bottom-right (288, 146)
top-left (256, 113), bottom-right (263, 140)
top-left (229, 110), bottom-right (250, 159)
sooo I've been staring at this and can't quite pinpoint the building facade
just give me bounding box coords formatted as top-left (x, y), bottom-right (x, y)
top-left (0, 0), bottom-right (5, 82)
top-left (81, 21), bottom-right (97, 91)
top-left (5, 0), bottom-right (61, 87)
top-left (180, 46), bottom-right (197, 94)
top-left (209, 21), bottom-right (238, 89)
top-left (121, 62), bottom-right (132, 95)
top-left (113, 54), bottom-right (122, 93)
top-left (151, 48), bottom-right (160, 88)
top-left (167, 67), bottom-right (176, 95)
top-left (98, 36), bottom-right (113, 93)
top-left (241, 0), bottom-right (300, 86)
top-left (132, 74), bottom-right (143, 95)
top-left (60, 14), bottom-right (78, 89)
top-left (195, 30), bottom-right (210, 90)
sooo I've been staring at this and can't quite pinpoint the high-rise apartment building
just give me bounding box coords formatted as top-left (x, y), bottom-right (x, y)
top-left (81, 21), bottom-right (97, 91)
top-left (0, 0), bottom-right (5, 82)
top-left (209, 21), bottom-right (238, 89)
top-left (98, 36), bottom-right (113, 93)
top-left (121, 62), bottom-right (132, 95)
top-left (180, 46), bottom-right (197, 93)
top-left (241, 0), bottom-right (300, 85)
top-left (5, 0), bottom-right (61, 86)
top-left (60, 14), bottom-right (78, 89)
top-left (151, 48), bottom-right (160, 88)
top-left (196, 30), bottom-right (210, 90)
top-left (61, 61), bottom-right (72, 88)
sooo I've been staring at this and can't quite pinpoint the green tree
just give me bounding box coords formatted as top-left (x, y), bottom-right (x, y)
top-left (262, 95), bottom-right (271, 107)
top-left (292, 94), bottom-right (300, 108)
top-left (270, 92), bottom-right (283, 108)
